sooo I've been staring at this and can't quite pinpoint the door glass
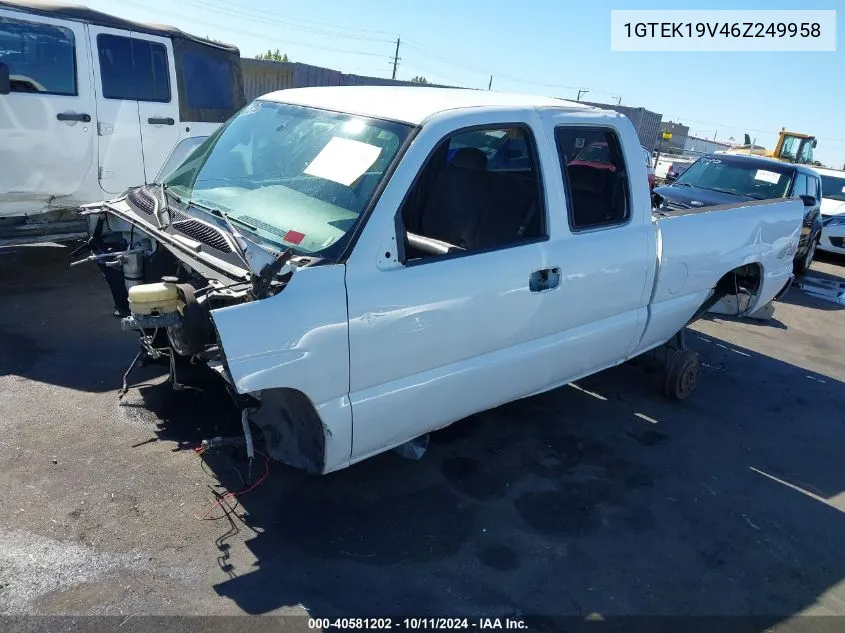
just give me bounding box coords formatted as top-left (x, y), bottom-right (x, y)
top-left (0, 16), bottom-right (76, 95)
top-left (97, 34), bottom-right (170, 102)
top-left (97, 34), bottom-right (134, 99)
top-left (792, 174), bottom-right (808, 197)
top-left (796, 140), bottom-right (813, 164)
top-left (135, 40), bottom-right (170, 102)
top-left (398, 126), bottom-right (546, 261)
top-left (779, 136), bottom-right (800, 161)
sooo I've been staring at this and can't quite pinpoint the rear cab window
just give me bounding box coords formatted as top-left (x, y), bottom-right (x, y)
top-left (0, 15), bottom-right (76, 95)
top-left (554, 126), bottom-right (631, 231)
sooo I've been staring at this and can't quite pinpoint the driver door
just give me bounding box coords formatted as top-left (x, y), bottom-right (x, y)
top-left (344, 113), bottom-right (559, 463)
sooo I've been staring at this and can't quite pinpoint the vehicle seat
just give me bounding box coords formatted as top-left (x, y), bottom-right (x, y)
top-left (568, 165), bottom-right (612, 227)
top-left (419, 166), bottom-right (487, 248)
top-left (450, 147), bottom-right (488, 171)
top-left (472, 174), bottom-right (538, 249)
top-left (420, 168), bottom-right (538, 251)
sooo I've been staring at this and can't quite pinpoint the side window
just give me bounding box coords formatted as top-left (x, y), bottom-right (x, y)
top-left (0, 16), bottom-right (76, 95)
top-left (796, 140), bottom-right (814, 165)
top-left (135, 41), bottom-right (170, 102)
top-left (792, 174), bottom-right (808, 197)
top-left (97, 34), bottom-right (170, 102)
top-left (555, 126), bottom-right (630, 230)
top-left (814, 177), bottom-right (822, 200)
top-left (399, 126), bottom-right (545, 262)
top-left (180, 51), bottom-right (234, 110)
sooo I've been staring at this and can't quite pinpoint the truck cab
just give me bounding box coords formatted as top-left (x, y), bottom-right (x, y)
top-left (0, 0), bottom-right (245, 240)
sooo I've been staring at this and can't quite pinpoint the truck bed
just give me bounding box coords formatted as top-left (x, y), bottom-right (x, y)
top-left (633, 197), bottom-right (803, 355)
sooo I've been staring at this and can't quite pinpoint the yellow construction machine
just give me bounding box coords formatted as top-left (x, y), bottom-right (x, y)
top-left (725, 128), bottom-right (818, 164)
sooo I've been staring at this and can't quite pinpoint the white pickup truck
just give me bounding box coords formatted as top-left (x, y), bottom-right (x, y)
top-left (79, 87), bottom-right (803, 474)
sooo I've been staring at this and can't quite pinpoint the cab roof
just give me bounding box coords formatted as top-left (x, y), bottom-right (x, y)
top-left (259, 86), bottom-right (593, 125)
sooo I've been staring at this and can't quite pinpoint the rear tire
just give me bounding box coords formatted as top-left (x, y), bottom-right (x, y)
top-left (663, 349), bottom-right (700, 401)
top-left (794, 237), bottom-right (817, 275)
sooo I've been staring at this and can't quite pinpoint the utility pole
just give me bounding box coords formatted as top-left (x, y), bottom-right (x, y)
top-left (713, 129), bottom-right (717, 141)
top-left (576, 89), bottom-right (589, 101)
top-left (488, 75), bottom-right (493, 90)
top-left (391, 37), bottom-right (400, 80)
top-left (616, 96), bottom-right (622, 105)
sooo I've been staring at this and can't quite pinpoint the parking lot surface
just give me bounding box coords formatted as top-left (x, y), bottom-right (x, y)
top-left (1, 245), bottom-right (844, 626)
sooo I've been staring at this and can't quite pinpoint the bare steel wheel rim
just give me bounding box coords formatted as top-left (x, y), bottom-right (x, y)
top-left (680, 361), bottom-right (698, 397)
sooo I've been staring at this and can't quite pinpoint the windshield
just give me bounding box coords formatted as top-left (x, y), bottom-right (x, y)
top-left (821, 174), bottom-right (845, 202)
top-left (163, 101), bottom-right (413, 255)
top-left (674, 156), bottom-right (793, 199)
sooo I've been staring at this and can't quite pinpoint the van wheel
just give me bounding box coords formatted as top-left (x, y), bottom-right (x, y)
top-left (663, 349), bottom-right (700, 401)
top-left (794, 237), bottom-right (817, 275)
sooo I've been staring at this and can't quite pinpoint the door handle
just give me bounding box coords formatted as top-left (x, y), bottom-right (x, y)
top-left (57, 112), bottom-right (91, 123)
top-left (147, 117), bottom-right (175, 125)
top-left (529, 267), bottom-right (561, 292)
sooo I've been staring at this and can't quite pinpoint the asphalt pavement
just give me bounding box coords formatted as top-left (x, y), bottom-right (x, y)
top-left (1, 244), bottom-right (844, 630)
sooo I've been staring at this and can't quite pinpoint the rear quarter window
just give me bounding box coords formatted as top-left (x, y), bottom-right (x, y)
top-left (181, 51), bottom-right (234, 110)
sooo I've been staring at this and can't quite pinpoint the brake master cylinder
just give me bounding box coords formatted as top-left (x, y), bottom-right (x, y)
top-left (122, 280), bottom-right (182, 331)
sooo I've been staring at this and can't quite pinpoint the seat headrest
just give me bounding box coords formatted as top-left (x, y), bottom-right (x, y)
top-left (567, 164), bottom-right (606, 194)
top-left (451, 147), bottom-right (488, 171)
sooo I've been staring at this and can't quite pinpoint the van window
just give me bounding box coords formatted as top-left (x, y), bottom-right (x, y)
top-left (0, 16), bottom-right (76, 95)
top-left (399, 126), bottom-right (545, 262)
top-left (555, 126), bottom-right (630, 230)
top-left (97, 34), bottom-right (170, 102)
top-left (180, 51), bottom-right (234, 110)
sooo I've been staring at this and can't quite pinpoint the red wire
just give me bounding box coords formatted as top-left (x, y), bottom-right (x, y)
top-left (198, 449), bottom-right (271, 520)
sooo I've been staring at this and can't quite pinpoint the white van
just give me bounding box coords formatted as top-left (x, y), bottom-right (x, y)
top-left (0, 0), bottom-right (245, 243)
top-left (812, 166), bottom-right (845, 255)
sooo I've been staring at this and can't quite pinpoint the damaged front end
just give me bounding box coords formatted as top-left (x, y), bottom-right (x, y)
top-left (76, 185), bottom-right (347, 475)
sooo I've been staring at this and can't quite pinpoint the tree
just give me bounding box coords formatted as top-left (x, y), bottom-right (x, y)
top-left (410, 75), bottom-right (429, 84)
top-left (256, 49), bottom-right (290, 62)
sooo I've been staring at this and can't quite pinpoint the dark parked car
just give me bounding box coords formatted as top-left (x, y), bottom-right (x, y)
top-left (653, 153), bottom-right (823, 274)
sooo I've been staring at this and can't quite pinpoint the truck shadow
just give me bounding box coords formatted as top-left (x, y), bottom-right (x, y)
top-left (132, 331), bottom-right (845, 626)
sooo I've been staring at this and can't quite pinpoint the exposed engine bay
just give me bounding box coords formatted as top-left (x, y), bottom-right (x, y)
top-left (73, 185), bottom-right (323, 470)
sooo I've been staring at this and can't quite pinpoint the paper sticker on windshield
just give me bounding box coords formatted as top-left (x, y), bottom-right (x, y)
top-left (574, 137), bottom-right (585, 149)
top-left (304, 136), bottom-right (382, 186)
top-left (754, 169), bottom-right (781, 184)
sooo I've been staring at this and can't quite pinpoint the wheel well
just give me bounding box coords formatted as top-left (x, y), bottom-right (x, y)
top-left (691, 263), bottom-right (763, 322)
top-left (249, 388), bottom-right (327, 474)
top-left (714, 262), bottom-right (762, 300)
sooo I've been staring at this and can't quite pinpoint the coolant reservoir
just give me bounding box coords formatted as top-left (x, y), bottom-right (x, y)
top-left (128, 282), bottom-right (180, 315)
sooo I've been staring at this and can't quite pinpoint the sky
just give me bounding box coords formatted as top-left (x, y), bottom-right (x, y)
top-left (83, 0), bottom-right (844, 167)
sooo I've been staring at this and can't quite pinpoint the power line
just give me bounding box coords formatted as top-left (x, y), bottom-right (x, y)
top-left (161, 0), bottom-right (398, 38)
top-left (118, 0), bottom-right (390, 58)
top-left (173, 0), bottom-right (395, 43)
